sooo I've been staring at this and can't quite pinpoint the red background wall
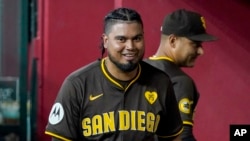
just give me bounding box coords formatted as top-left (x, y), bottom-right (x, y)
top-left (35, 0), bottom-right (250, 141)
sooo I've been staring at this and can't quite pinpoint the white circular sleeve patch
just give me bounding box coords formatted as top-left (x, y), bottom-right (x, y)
top-left (48, 103), bottom-right (64, 125)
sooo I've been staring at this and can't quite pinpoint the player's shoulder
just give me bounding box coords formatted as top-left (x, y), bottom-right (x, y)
top-left (144, 58), bottom-right (184, 77)
top-left (141, 61), bottom-right (164, 72)
top-left (140, 61), bottom-right (170, 79)
top-left (173, 75), bottom-right (194, 86)
top-left (144, 59), bottom-right (194, 81)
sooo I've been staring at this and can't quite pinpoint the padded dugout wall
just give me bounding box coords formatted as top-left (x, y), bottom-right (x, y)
top-left (36, 0), bottom-right (250, 141)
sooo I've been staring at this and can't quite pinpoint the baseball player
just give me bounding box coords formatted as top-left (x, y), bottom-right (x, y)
top-left (45, 8), bottom-right (183, 141)
top-left (145, 9), bottom-right (217, 141)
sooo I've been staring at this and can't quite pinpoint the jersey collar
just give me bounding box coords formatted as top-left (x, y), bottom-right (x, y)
top-left (101, 58), bottom-right (141, 91)
top-left (149, 56), bottom-right (175, 63)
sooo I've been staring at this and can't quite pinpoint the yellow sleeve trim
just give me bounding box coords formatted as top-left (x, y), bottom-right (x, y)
top-left (45, 131), bottom-right (72, 141)
top-left (158, 127), bottom-right (183, 138)
top-left (183, 121), bottom-right (194, 126)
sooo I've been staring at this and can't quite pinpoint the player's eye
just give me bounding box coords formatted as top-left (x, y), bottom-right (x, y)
top-left (115, 36), bottom-right (126, 43)
top-left (133, 35), bottom-right (143, 42)
top-left (190, 40), bottom-right (202, 48)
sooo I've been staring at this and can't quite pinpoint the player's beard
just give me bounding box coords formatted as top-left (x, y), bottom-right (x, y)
top-left (108, 53), bottom-right (142, 72)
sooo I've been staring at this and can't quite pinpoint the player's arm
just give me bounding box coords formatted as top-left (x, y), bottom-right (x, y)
top-left (157, 78), bottom-right (183, 141)
top-left (45, 78), bottom-right (79, 141)
top-left (172, 76), bottom-right (195, 124)
top-left (172, 76), bottom-right (196, 140)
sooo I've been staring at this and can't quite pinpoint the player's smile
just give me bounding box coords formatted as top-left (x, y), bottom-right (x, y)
top-left (122, 52), bottom-right (137, 61)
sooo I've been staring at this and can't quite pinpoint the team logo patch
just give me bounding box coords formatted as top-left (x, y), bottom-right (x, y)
top-left (48, 103), bottom-right (64, 125)
top-left (145, 91), bottom-right (157, 104)
top-left (179, 98), bottom-right (193, 114)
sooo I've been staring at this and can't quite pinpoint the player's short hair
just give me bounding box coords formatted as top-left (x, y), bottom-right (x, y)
top-left (103, 7), bottom-right (143, 34)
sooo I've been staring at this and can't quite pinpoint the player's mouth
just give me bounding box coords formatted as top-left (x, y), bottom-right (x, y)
top-left (122, 53), bottom-right (137, 61)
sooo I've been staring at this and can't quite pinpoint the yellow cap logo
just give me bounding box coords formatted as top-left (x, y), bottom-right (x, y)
top-left (201, 16), bottom-right (206, 29)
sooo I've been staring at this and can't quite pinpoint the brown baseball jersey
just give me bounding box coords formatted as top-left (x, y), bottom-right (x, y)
top-left (45, 58), bottom-right (183, 141)
top-left (145, 57), bottom-right (199, 141)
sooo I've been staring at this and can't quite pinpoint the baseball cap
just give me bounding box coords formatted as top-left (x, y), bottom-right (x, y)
top-left (161, 9), bottom-right (217, 41)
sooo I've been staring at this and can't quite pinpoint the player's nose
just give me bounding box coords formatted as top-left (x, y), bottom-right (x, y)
top-left (197, 47), bottom-right (204, 55)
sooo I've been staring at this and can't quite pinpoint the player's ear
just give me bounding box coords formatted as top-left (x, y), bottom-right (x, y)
top-left (102, 34), bottom-right (108, 48)
top-left (168, 34), bottom-right (177, 48)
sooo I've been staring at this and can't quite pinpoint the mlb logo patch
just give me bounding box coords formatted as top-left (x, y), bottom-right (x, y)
top-left (230, 124), bottom-right (250, 141)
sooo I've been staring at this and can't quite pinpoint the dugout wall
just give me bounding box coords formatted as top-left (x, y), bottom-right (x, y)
top-left (35, 0), bottom-right (250, 141)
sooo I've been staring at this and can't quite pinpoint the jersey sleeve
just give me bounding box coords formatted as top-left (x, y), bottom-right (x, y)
top-left (172, 76), bottom-right (196, 126)
top-left (156, 80), bottom-right (183, 138)
top-left (45, 78), bottom-right (81, 140)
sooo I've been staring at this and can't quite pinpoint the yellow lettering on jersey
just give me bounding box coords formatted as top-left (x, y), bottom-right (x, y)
top-left (92, 115), bottom-right (103, 135)
top-left (146, 112), bottom-right (155, 132)
top-left (82, 118), bottom-right (91, 136)
top-left (130, 110), bottom-right (136, 130)
top-left (137, 111), bottom-right (145, 131)
top-left (119, 110), bottom-right (130, 130)
top-left (103, 112), bottom-right (115, 133)
top-left (82, 110), bottom-right (160, 137)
